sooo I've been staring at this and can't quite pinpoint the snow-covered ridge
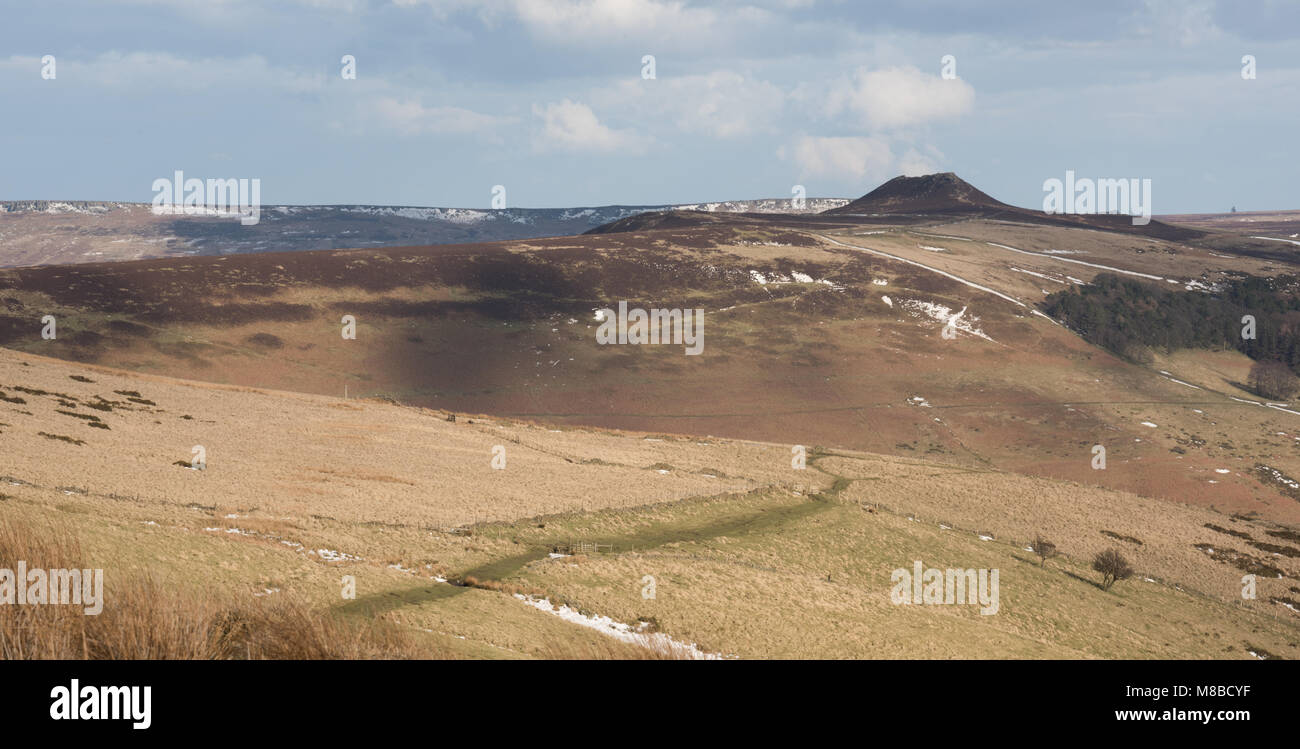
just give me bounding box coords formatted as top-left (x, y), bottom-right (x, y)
top-left (2, 198), bottom-right (850, 223)
top-left (335, 206), bottom-right (522, 225)
top-left (0, 201), bottom-right (140, 214)
top-left (671, 197), bottom-right (850, 213)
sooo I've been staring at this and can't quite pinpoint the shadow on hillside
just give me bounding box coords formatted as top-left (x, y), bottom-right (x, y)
top-left (1226, 381), bottom-right (1274, 401)
top-left (1062, 569), bottom-right (1106, 591)
top-left (337, 548), bottom-right (547, 617)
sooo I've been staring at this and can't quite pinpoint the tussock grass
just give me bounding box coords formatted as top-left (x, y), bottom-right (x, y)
top-left (0, 515), bottom-right (451, 660)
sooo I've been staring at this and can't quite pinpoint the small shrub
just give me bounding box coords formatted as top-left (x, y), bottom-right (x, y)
top-left (1093, 549), bottom-right (1134, 591)
top-left (1030, 535), bottom-right (1059, 568)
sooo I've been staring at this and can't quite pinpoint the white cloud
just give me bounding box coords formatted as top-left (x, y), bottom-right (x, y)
top-left (0, 52), bottom-right (325, 94)
top-left (391, 0), bottom-right (509, 24)
top-left (800, 67), bottom-right (964, 184)
top-left (595, 71), bottom-right (785, 138)
top-left (783, 135), bottom-right (894, 182)
top-left (371, 97), bottom-right (513, 135)
top-left (825, 65), bottom-right (974, 130)
top-left (1134, 0), bottom-right (1222, 47)
top-left (532, 99), bottom-right (646, 153)
top-left (0, 52), bottom-right (514, 140)
top-left (897, 146), bottom-right (944, 176)
top-left (511, 0), bottom-right (721, 40)
top-left (781, 137), bottom-right (947, 185)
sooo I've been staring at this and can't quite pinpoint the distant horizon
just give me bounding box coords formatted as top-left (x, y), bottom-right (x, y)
top-left (2, 2), bottom-right (1296, 214)
top-left (1, 192), bottom-right (1294, 217)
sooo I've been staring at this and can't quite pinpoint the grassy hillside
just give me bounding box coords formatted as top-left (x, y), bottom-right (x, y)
top-left (5, 219), bottom-right (1300, 527)
top-left (2, 349), bottom-right (1296, 658)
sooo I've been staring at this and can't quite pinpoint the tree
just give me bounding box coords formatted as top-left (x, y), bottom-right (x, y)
top-left (1030, 535), bottom-right (1059, 568)
top-left (1092, 549), bottom-right (1134, 591)
top-left (1248, 359), bottom-right (1299, 400)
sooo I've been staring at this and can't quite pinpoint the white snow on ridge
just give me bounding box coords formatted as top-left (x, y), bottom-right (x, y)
top-left (1251, 236), bottom-right (1300, 247)
top-left (340, 206), bottom-right (506, 224)
top-left (912, 232), bottom-right (972, 242)
top-left (1009, 267), bottom-right (1066, 284)
top-left (749, 269), bottom-right (842, 289)
top-left (673, 198), bottom-right (849, 213)
top-left (1161, 375), bottom-right (1201, 389)
top-left (818, 235), bottom-right (1028, 309)
top-left (985, 242), bottom-right (1165, 281)
top-left (1224, 394), bottom-right (1300, 418)
top-left (43, 202), bottom-right (112, 214)
top-left (0, 201), bottom-right (135, 215)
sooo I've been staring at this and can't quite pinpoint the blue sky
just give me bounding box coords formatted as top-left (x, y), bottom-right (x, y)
top-left (1, 0), bottom-right (1296, 212)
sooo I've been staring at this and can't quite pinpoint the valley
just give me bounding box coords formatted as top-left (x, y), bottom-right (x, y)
top-left (5, 173), bottom-right (1300, 659)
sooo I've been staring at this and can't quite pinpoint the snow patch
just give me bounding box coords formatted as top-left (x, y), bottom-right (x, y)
top-left (899, 299), bottom-right (994, 341)
top-left (515, 595), bottom-right (723, 659)
top-left (1251, 236), bottom-right (1300, 247)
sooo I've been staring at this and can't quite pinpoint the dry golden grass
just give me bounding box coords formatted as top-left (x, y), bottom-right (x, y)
top-left (1150, 349), bottom-right (1257, 398)
top-left (0, 349), bottom-right (812, 530)
top-left (510, 495), bottom-right (1300, 660)
top-left (0, 514), bottom-right (450, 660)
top-left (834, 461), bottom-right (1300, 606)
top-left (536, 635), bottom-right (694, 660)
top-left (3, 347), bottom-right (1298, 659)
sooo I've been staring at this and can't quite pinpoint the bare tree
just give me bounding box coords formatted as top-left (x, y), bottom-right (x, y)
top-left (1249, 360), bottom-right (1299, 400)
top-left (1092, 549), bottom-right (1134, 591)
top-left (1030, 535), bottom-right (1059, 568)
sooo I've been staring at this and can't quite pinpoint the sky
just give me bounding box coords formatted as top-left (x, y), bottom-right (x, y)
top-left (0, 0), bottom-right (1296, 212)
